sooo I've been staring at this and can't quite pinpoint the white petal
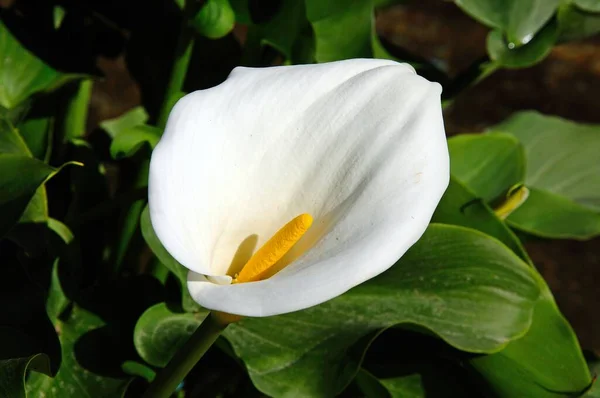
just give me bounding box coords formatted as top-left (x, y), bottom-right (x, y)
top-left (149, 59), bottom-right (449, 317)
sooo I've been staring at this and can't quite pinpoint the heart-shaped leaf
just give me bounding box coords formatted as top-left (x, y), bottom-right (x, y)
top-left (137, 224), bottom-right (540, 397)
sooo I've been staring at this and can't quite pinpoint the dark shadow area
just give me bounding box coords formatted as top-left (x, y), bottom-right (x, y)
top-left (226, 234), bottom-right (258, 277)
top-left (341, 327), bottom-right (486, 397)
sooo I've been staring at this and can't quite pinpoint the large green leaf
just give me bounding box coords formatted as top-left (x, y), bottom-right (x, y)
top-left (421, 167), bottom-right (591, 396)
top-left (26, 306), bottom-right (133, 397)
top-left (448, 133), bottom-right (525, 202)
top-left (0, 21), bottom-right (79, 109)
top-left (490, 111), bottom-right (600, 238)
top-left (432, 164), bottom-right (591, 396)
top-left (141, 205), bottom-right (200, 312)
top-left (455, 0), bottom-right (560, 46)
top-left (222, 224), bottom-right (538, 397)
top-left (469, 289), bottom-right (591, 397)
top-left (134, 225), bottom-right (539, 397)
top-left (305, 0), bottom-right (373, 62)
top-left (493, 111), bottom-right (600, 211)
top-left (0, 354), bottom-right (52, 398)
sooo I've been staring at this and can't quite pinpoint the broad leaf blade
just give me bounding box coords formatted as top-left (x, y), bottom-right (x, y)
top-left (223, 224), bottom-right (539, 397)
top-left (470, 290), bottom-right (591, 397)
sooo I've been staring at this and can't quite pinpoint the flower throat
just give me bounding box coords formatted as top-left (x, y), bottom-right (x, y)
top-left (232, 214), bottom-right (313, 283)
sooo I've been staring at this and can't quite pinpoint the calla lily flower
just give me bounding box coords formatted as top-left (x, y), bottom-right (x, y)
top-left (148, 59), bottom-right (449, 317)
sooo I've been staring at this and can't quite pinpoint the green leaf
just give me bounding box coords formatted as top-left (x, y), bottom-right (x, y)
top-left (110, 125), bottom-right (161, 159)
top-left (433, 155), bottom-right (591, 395)
top-left (0, 119), bottom-right (51, 229)
top-left (243, 0), bottom-right (310, 63)
top-left (584, 357), bottom-right (600, 397)
top-left (0, 354), bottom-right (52, 398)
top-left (508, 187), bottom-right (600, 239)
top-left (100, 106), bottom-right (149, 138)
top-left (100, 106), bottom-right (160, 159)
top-left (490, 111), bottom-right (600, 238)
top-left (45, 218), bottom-right (74, 325)
top-left (0, 122), bottom-right (79, 237)
top-left (0, 154), bottom-right (57, 237)
top-left (26, 306), bottom-right (133, 397)
top-left (192, 0), bottom-right (236, 39)
top-left (306, 0), bottom-right (373, 62)
top-left (469, 289), bottom-right (591, 397)
top-left (17, 116), bottom-right (53, 161)
top-left (141, 205), bottom-right (200, 312)
top-left (448, 133), bottom-right (525, 202)
top-left (574, 0), bottom-right (600, 13)
top-left (223, 224), bottom-right (539, 397)
top-left (558, 4), bottom-right (600, 41)
top-left (487, 20), bottom-right (559, 68)
top-left (0, 21), bottom-right (81, 109)
top-left (432, 177), bottom-right (530, 263)
top-left (455, 0), bottom-right (560, 46)
top-left (134, 303), bottom-right (208, 367)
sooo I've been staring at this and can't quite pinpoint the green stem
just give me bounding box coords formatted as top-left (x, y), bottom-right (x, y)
top-left (143, 313), bottom-right (228, 397)
top-left (157, 2), bottom-right (197, 128)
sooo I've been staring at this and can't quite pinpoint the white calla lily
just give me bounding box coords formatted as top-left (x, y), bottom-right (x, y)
top-left (148, 58), bottom-right (449, 317)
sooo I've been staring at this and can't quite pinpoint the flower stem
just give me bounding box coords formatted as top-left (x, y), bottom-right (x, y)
top-left (142, 312), bottom-right (229, 397)
top-left (157, 1), bottom-right (198, 128)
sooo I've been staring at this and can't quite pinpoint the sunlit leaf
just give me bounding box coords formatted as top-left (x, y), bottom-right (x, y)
top-left (0, 21), bottom-right (81, 109)
top-left (448, 133), bottom-right (525, 202)
top-left (491, 111), bottom-right (600, 238)
top-left (455, 0), bottom-right (560, 46)
top-left (470, 290), bottom-right (591, 397)
top-left (192, 0), bottom-right (236, 39)
top-left (487, 20), bottom-right (559, 68)
top-left (432, 177), bottom-right (530, 262)
top-left (305, 0), bottom-right (373, 62)
top-left (223, 224), bottom-right (539, 397)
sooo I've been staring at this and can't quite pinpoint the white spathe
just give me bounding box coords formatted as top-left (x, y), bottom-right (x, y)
top-left (148, 59), bottom-right (449, 317)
